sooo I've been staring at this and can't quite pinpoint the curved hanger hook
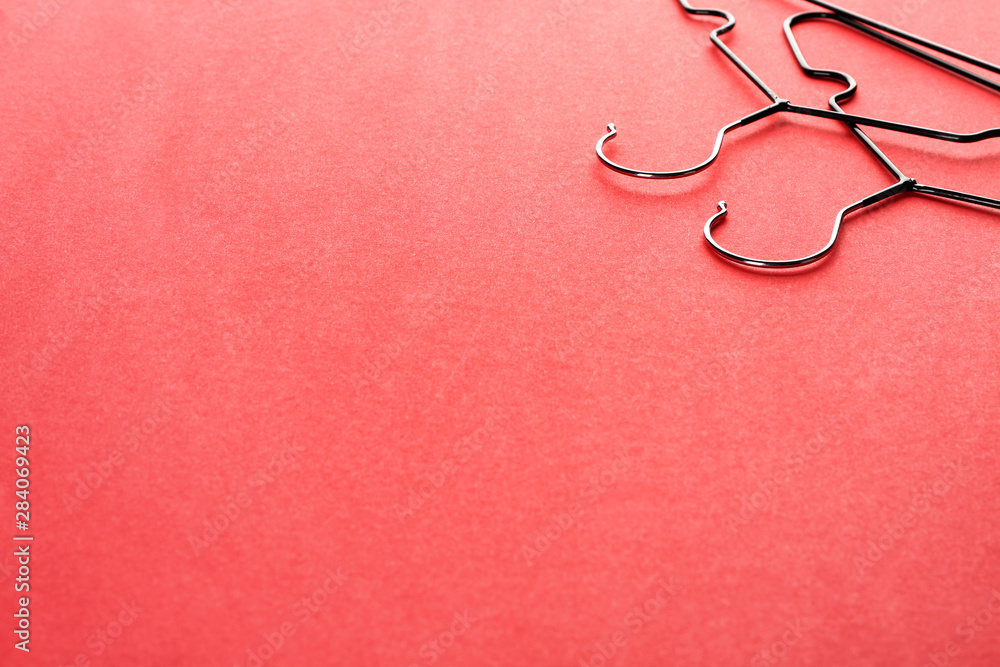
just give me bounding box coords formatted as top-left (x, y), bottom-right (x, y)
top-left (597, 101), bottom-right (790, 178)
top-left (598, 6), bottom-right (1000, 181)
top-left (595, 0), bottom-right (780, 180)
top-left (598, 0), bottom-right (1000, 270)
top-left (703, 180), bottom-right (915, 269)
top-left (597, 120), bottom-right (737, 179)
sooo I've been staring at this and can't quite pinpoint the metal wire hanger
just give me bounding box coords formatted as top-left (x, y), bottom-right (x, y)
top-left (596, 0), bottom-right (1000, 269)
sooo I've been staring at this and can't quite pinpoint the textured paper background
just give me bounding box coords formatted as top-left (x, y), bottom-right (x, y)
top-left (1, 0), bottom-right (999, 665)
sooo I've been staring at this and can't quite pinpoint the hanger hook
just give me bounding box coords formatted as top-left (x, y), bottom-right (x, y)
top-left (597, 121), bottom-right (737, 179)
top-left (597, 0), bottom-right (1000, 270)
top-left (703, 181), bottom-right (915, 269)
top-left (597, 101), bottom-right (787, 180)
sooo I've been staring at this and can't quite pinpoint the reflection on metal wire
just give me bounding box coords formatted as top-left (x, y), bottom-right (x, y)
top-left (597, 0), bottom-right (1000, 269)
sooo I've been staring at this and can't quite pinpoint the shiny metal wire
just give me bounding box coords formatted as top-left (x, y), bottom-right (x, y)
top-left (597, 0), bottom-right (1000, 269)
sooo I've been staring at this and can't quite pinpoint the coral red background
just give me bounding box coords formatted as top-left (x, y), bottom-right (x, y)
top-left (2, 0), bottom-right (999, 665)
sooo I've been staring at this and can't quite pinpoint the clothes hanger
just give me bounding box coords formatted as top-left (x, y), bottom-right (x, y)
top-left (703, 9), bottom-right (1000, 268)
top-left (597, 0), bottom-right (1000, 268)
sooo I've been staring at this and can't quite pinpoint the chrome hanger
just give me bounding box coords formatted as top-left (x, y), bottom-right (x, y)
top-left (597, 0), bottom-right (1000, 269)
